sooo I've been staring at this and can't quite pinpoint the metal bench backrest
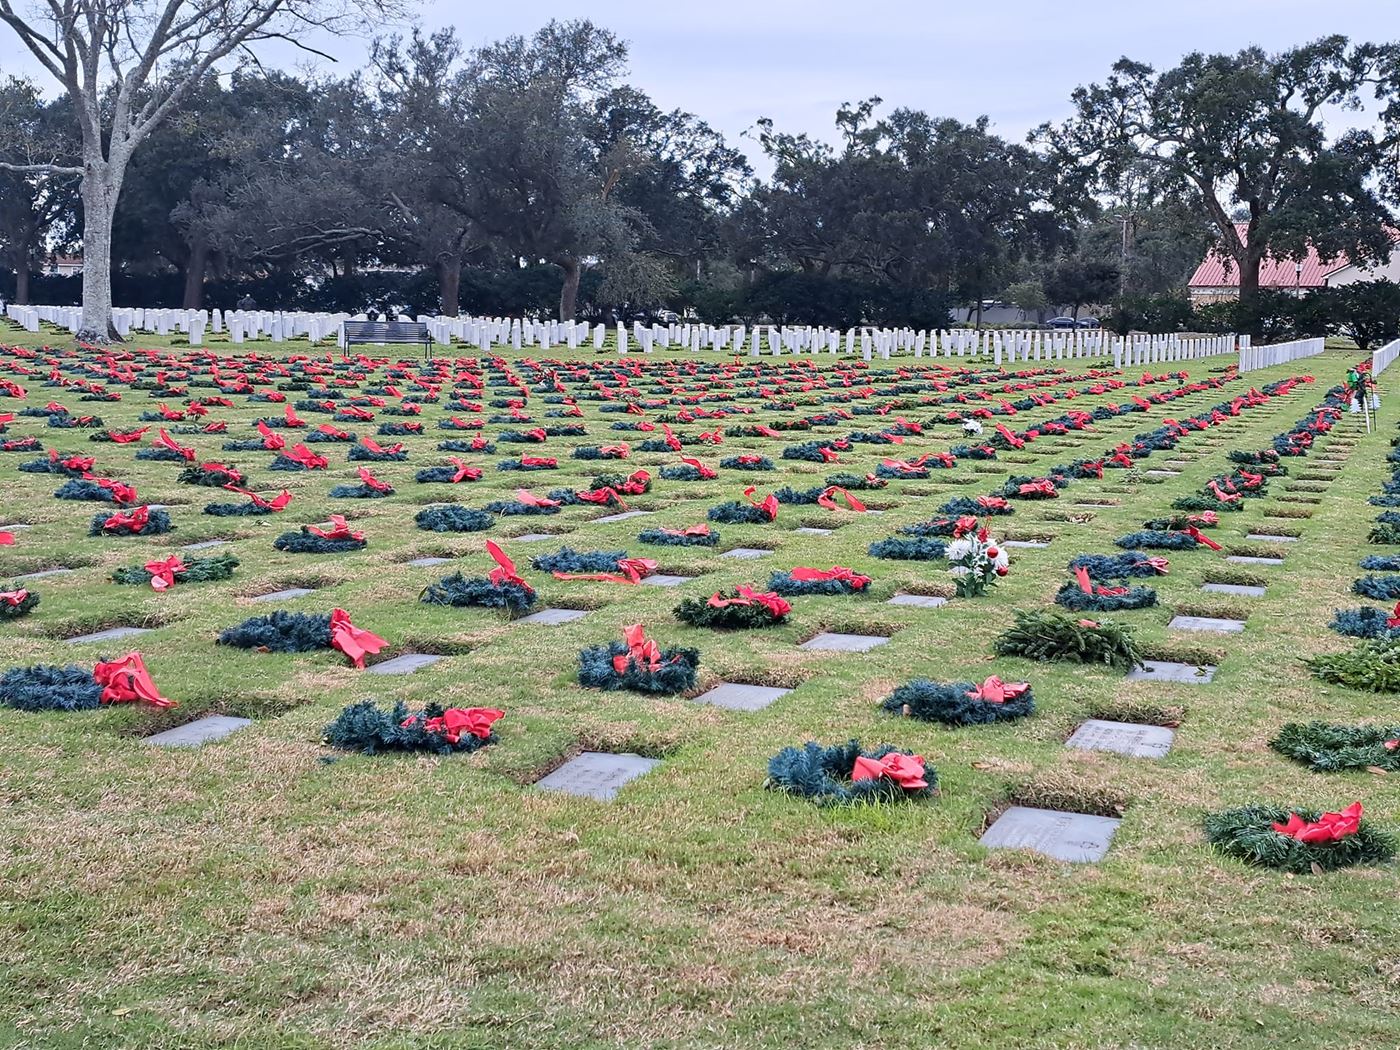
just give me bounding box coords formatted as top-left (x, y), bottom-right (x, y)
top-left (343, 321), bottom-right (430, 344)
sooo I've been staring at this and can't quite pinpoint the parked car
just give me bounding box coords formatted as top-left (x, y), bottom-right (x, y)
top-left (1046, 316), bottom-right (1078, 329)
top-left (1078, 317), bottom-right (1101, 329)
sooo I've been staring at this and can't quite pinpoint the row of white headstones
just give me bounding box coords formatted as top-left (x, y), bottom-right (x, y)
top-left (8, 303), bottom-right (1329, 371)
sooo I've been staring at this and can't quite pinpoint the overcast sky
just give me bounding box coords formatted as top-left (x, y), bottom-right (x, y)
top-left (2, 0), bottom-right (1396, 175)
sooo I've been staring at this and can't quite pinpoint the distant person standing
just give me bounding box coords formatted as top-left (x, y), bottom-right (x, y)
top-left (236, 293), bottom-right (258, 312)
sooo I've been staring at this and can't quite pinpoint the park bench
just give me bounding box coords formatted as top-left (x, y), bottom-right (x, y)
top-left (342, 320), bottom-right (433, 357)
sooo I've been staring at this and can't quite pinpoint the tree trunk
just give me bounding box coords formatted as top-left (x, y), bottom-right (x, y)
top-left (558, 256), bottom-right (581, 321)
top-left (15, 266), bottom-right (30, 305)
top-left (76, 155), bottom-right (125, 343)
top-left (437, 255), bottom-right (461, 317)
top-left (1237, 253), bottom-right (1262, 306)
top-left (182, 240), bottom-right (208, 309)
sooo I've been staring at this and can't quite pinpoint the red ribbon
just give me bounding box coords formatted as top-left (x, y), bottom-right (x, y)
top-left (108, 427), bottom-right (150, 444)
top-left (102, 505), bottom-right (150, 533)
top-left (621, 470), bottom-right (651, 495)
top-left (1272, 801), bottom-right (1362, 843)
top-left (329, 608), bottom-right (388, 669)
top-left (851, 753), bottom-right (927, 790)
top-left (679, 456), bottom-right (717, 479)
top-left (661, 524), bottom-right (711, 538)
top-left (357, 467), bottom-right (393, 493)
top-left (1147, 557), bottom-right (1170, 575)
top-left (359, 438), bottom-right (403, 456)
top-left (1184, 525), bottom-right (1223, 551)
top-left (789, 566), bottom-right (871, 590)
top-left (283, 404), bottom-right (306, 427)
top-left (144, 555), bottom-right (186, 592)
top-left (514, 489), bottom-right (560, 508)
top-left (612, 623), bottom-right (674, 674)
top-left (1017, 479), bottom-right (1057, 497)
top-left (816, 486), bottom-right (866, 512)
top-left (284, 444), bottom-right (328, 469)
top-left (257, 420), bottom-right (286, 450)
top-left (599, 444), bottom-right (631, 458)
top-left (519, 456), bottom-right (558, 468)
top-left (402, 706), bottom-right (505, 744)
top-left (308, 514), bottom-right (364, 541)
top-left (154, 428), bottom-right (196, 460)
top-left (965, 676), bottom-right (1029, 704)
top-left (553, 557), bottom-right (657, 585)
top-left (743, 486), bottom-right (779, 521)
top-left (706, 585), bottom-right (792, 617)
top-left (0, 587), bottom-right (29, 605)
top-left (317, 423), bottom-right (350, 439)
top-left (485, 540), bottom-right (532, 591)
top-left (975, 496), bottom-right (1009, 511)
top-left (93, 651), bottom-right (175, 707)
top-left (448, 458), bottom-right (482, 483)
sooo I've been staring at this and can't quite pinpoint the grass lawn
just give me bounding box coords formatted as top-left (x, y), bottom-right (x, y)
top-left (1, 322), bottom-right (1396, 1049)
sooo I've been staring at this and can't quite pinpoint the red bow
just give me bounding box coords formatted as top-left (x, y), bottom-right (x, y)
top-left (108, 426), bottom-right (150, 444)
top-left (994, 423), bottom-right (1024, 449)
top-left (359, 438), bottom-right (403, 456)
top-left (621, 470), bottom-right (651, 495)
top-left (976, 496), bottom-right (1009, 511)
top-left (576, 486), bottom-right (628, 508)
top-left (284, 444), bottom-right (328, 469)
top-left (0, 587), bottom-right (29, 605)
top-left (1387, 602), bottom-right (1400, 630)
top-left (514, 488), bottom-right (560, 508)
top-left (612, 623), bottom-right (673, 674)
top-left (519, 456), bottom-right (558, 468)
top-left (599, 443), bottom-right (631, 458)
top-left (308, 515), bottom-right (363, 541)
top-left (817, 486), bottom-right (866, 512)
top-left (317, 423), bottom-right (350, 439)
top-left (706, 585), bottom-right (792, 617)
top-left (1184, 525), bottom-right (1223, 551)
top-left (679, 456), bottom-right (717, 479)
top-left (223, 485), bottom-right (293, 511)
top-left (1017, 479), bottom-right (1057, 497)
top-left (447, 457), bottom-right (482, 483)
top-left (851, 752), bottom-right (928, 790)
top-left (661, 524), bottom-right (711, 538)
top-left (93, 651), bottom-right (175, 707)
top-left (1272, 802), bottom-right (1363, 843)
top-left (55, 451), bottom-right (95, 472)
top-left (154, 428), bottom-right (196, 460)
top-left (966, 676), bottom-right (1029, 704)
top-left (357, 467), bottom-right (392, 493)
top-left (659, 423), bottom-right (683, 451)
top-left (553, 556), bottom-right (657, 585)
top-left (524, 428), bottom-right (547, 442)
top-left (744, 486), bottom-right (779, 521)
top-left (789, 566), bottom-right (871, 590)
top-left (953, 516), bottom-right (980, 538)
top-left (485, 540), bottom-right (531, 590)
top-left (403, 706), bottom-right (505, 744)
top-left (1147, 557), bottom-right (1170, 575)
top-left (257, 420), bottom-right (286, 450)
top-left (101, 505), bottom-right (150, 533)
top-left (817, 445), bottom-right (841, 463)
top-left (144, 555), bottom-right (186, 592)
top-left (328, 608), bottom-right (388, 669)
top-left (283, 404), bottom-right (306, 427)
top-left (734, 454), bottom-right (764, 465)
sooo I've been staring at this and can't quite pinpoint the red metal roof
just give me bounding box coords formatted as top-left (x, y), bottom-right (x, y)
top-left (1188, 223), bottom-right (1342, 289)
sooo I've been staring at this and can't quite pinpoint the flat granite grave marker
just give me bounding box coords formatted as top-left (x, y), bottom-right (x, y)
top-left (693, 682), bottom-right (791, 711)
top-left (794, 527), bottom-right (833, 536)
top-left (1201, 583), bottom-right (1266, 597)
top-left (720, 547), bottom-right (772, 560)
top-left (1128, 659), bottom-right (1216, 684)
top-left (1227, 555), bottom-right (1284, 566)
top-left (144, 715), bottom-right (252, 748)
top-left (980, 805), bottom-right (1122, 863)
top-left (252, 587), bottom-right (315, 602)
top-left (640, 574), bottom-right (694, 588)
top-left (15, 567), bottom-right (73, 581)
top-left (593, 510), bottom-right (652, 523)
top-left (182, 539), bottom-right (228, 551)
top-left (516, 608), bottom-right (588, 626)
top-left (512, 533), bottom-right (559, 542)
top-left (367, 653), bottom-right (442, 675)
top-left (1244, 533), bottom-right (1298, 543)
top-left (800, 632), bottom-right (889, 652)
top-left (406, 557), bottom-right (454, 567)
top-left (1066, 719), bottom-right (1174, 758)
top-left (66, 626), bottom-right (152, 645)
top-left (886, 594), bottom-right (948, 608)
top-left (536, 751), bottom-right (659, 800)
top-left (1168, 615), bottom-right (1245, 634)
top-left (1002, 539), bottom-right (1050, 549)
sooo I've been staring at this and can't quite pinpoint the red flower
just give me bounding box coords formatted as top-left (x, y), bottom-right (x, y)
top-left (1272, 801), bottom-right (1363, 843)
top-left (93, 651), bottom-right (175, 708)
top-left (851, 752), bottom-right (928, 791)
top-left (328, 608), bottom-right (388, 669)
